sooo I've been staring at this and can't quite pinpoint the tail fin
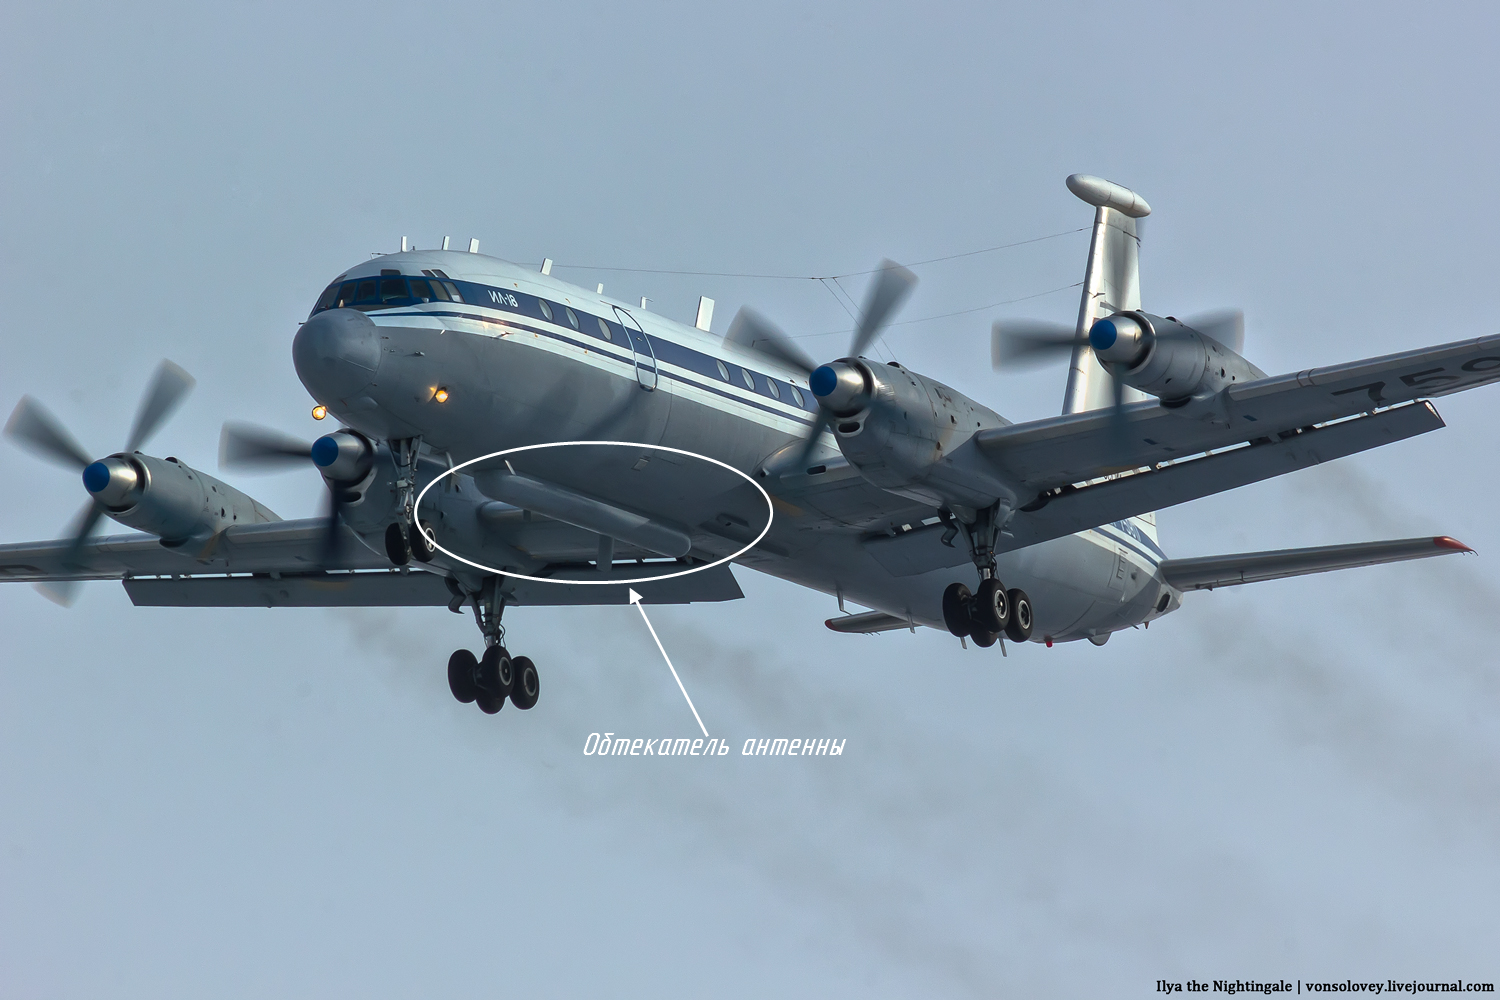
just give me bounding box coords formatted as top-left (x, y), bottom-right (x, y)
top-left (1060, 174), bottom-right (1150, 415)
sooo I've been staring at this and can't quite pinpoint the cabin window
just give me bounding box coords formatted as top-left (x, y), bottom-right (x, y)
top-left (565, 306), bottom-right (579, 329)
top-left (715, 360), bottom-right (730, 381)
top-left (789, 386), bottom-right (804, 407)
top-left (597, 317), bottom-right (613, 341)
top-left (538, 299), bottom-right (553, 322)
top-left (766, 379), bottom-right (781, 400)
top-left (740, 368), bottom-right (754, 390)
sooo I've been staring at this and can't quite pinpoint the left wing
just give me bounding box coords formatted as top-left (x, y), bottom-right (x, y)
top-left (978, 331), bottom-right (1500, 496)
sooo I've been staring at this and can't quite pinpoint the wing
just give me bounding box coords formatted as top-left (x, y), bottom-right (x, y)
top-left (0, 518), bottom-right (388, 581)
top-left (0, 514), bottom-right (743, 608)
top-left (979, 332), bottom-right (1500, 495)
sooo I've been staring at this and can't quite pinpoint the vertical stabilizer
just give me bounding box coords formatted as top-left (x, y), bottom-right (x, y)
top-left (1061, 174), bottom-right (1151, 415)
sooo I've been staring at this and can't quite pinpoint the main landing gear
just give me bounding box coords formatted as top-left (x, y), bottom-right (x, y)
top-left (941, 503), bottom-right (1034, 647)
top-left (446, 575), bottom-right (542, 715)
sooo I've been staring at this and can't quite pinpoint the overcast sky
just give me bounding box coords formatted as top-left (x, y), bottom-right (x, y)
top-left (3, 1), bottom-right (1499, 995)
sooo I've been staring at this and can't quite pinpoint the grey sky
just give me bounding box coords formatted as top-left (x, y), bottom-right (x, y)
top-left (3, 1), bottom-right (1499, 995)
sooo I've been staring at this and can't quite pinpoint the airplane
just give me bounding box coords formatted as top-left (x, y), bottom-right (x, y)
top-left (3, 174), bottom-right (1493, 718)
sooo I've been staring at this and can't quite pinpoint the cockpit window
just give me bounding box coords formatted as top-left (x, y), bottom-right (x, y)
top-left (355, 279), bottom-right (378, 304)
top-left (407, 278), bottom-right (433, 302)
top-left (314, 282), bottom-right (339, 312)
top-left (379, 278), bottom-right (407, 303)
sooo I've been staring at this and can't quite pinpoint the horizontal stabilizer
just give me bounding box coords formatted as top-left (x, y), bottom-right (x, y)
top-left (825, 610), bottom-right (912, 634)
top-left (1159, 536), bottom-right (1472, 591)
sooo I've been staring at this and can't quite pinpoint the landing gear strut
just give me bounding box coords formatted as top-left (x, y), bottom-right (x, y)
top-left (941, 503), bottom-right (1035, 647)
top-left (446, 575), bottom-right (542, 715)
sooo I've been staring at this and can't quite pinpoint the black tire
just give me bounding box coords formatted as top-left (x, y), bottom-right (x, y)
top-left (408, 522), bottom-right (435, 563)
top-left (971, 578), bottom-right (1010, 634)
top-left (510, 656), bottom-right (539, 710)
top-left (970, 629), bottom-right (998, 648)
top-left (478, 645), bottom-right (513, 697)
top-left (384, 522), bottom-right (411, 565)
top-left (475, 691), bottom-right (504, 714)
top-left (1005, 588), bottom-right (1034, 643)
top-left (942, 583), bottom-right (973, 637)
top-left (447, 649), bottom-right (479, 703)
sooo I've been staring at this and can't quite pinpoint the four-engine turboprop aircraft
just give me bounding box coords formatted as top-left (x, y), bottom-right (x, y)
top-left (3, 175), bottom-right (1493, 717)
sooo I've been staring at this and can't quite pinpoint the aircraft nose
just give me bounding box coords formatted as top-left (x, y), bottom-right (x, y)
top-left (293, 308), bottom-right (381, 403)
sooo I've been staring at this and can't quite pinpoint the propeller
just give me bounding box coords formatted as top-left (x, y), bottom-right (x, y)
top-left (218, 421), bottom-right (355, 567)
top-left (991, 309), bottom-right (1247, 468)
top-left (991, 309), bottom-right (1246, 370)
top-left (727, 259), bottom-right (917, 473)
top-left (3, 360), bottom-right (196, 605)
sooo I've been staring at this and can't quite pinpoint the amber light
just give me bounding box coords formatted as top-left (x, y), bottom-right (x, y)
top-left (311, 404), bottom-right (327, 420)
top-left (434, 387), bottom-right (450, 403)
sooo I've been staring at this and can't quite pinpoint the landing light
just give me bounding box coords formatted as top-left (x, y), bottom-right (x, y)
top-left (434, 387), bottom-right (450, 403)
top-left (311, 404), bottom-right (327, 420)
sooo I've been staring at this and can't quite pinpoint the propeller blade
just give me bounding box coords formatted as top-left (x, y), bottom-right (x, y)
top-left (4, 396), bottom-right (94, 470)
top-left (219, 421), bottom-right (314, 470)
top-left (125, 360), bottom-right (195, 453)
top-left (316, 484), bottom-right (347, 569)
top-left (1184, 309), bottom-right (1245, 354)
top-left (724, 308), bottom-right (817, 376)
top-left (36, 500), bottom-right (108, 606)
top-left (991, 319), bottom-right (1078, 369)
top-left (788, 409), bottom-right (834, 473)
top-left (848, 260), bottom-right (917, 359)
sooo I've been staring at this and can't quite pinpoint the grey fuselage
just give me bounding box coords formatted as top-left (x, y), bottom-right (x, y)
top-left (293, 250), bottom-right (1179, 643)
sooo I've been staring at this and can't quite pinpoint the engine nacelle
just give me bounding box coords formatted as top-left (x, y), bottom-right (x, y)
top-left (812, 359), bottom-right (1015, 510)
top-left (1089, 312), bottom-right (1265, 403)
top-left (83, 453), bottom-right (279, 543)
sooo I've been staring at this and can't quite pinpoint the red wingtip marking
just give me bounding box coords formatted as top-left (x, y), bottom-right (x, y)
top-left (823, 619), bottom-right (839, 631)
top-left (1434, 535), bottom-right (1475, 553)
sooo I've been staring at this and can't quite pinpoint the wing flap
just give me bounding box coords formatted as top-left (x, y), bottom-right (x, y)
top-left (1159, 536), bottom-right (1472, 591)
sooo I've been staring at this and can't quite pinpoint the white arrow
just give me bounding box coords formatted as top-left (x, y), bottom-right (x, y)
top-left (629, 588), bottom-right (709, 738)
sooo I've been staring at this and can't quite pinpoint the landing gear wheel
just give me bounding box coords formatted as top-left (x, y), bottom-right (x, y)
top-left (447, 649), bottom-right (479, 703)
top-left (972, 578), bottom-right (1011, 634)
top-left (475, 691), bottom-right (504, 714)
top-left (384, 522), bottom-right (411, 565)
top-left (408, 522), bottom-right (435, 563)
top-left (478, 645), bottom-right (513, 698)
top-left (1005, 589), bottom-right (1034, 643)
top-left (970, 629), bottom-right (999, 648)
top-left (942, 583), bottom-right (973, 637)
top-left (510, 656), bottom-right (540, 710)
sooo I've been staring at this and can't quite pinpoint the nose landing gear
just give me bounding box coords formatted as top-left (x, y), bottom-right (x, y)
top-left (446, 575), bottom-right (541, 716)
